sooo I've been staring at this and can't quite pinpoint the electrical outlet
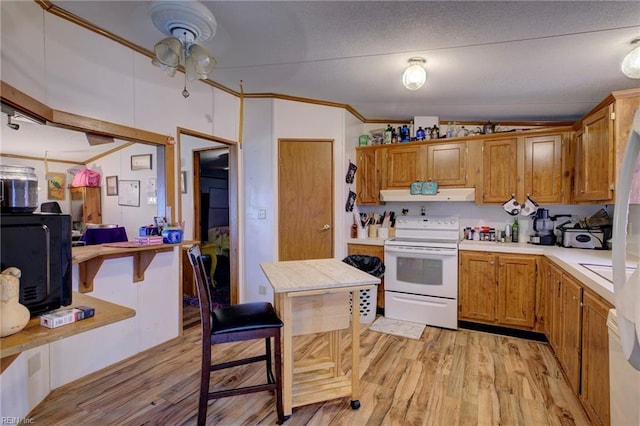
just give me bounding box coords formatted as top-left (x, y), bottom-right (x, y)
top-left (258, 208), bottom-right (267, 219)
top-left (259, 285), bottom-right (267, 295)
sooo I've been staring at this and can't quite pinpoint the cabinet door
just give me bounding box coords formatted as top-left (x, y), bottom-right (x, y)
top-left (426, 142), bottom-right (466, 186)
top-left (347, 244), bottom-right (385, 310)
top-left (356, 147), bottom-right (383, 205)
top-left (560, 274), bottom-right (583, 394)
top-left (524, 134), bottom-right (564, 203)
top-left (70, 186), bottom-right (102, 228)
top-left (548, 262), bottom-right (564, 352)
top-left (458, 251), bottom-right (496, 323)
top-left (581, 290), bottom-right (611, 426)
top-left (482, 138), bottom-right (517, 203)
top-left (574, 105), bottom-right (614, 202)
top-left (496, 254), bottom-right (537, 328)
top-left (384, 144), bottom-right (426, 188)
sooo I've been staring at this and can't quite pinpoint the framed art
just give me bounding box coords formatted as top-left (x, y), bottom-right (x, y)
top-left (118, 180), bottom-right (140, 207)
top-left (130, 154), bottom-right (152, 170)
top-left (46, 172), bottom-right (66, 200)
top-left (106, 175), bottom-right (118, 196)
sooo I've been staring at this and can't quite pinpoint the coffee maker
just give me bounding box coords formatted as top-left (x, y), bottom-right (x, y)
top-left (530, 208), bottom-right (556, 245)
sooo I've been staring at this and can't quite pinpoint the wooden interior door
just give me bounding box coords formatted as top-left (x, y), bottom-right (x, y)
top-left (278, 139), bottom-right (334, 261)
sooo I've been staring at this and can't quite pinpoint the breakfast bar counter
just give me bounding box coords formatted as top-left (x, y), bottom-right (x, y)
top-left (260, 258), bottom-right (380, 416)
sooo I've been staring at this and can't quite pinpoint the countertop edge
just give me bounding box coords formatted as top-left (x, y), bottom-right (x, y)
top-left (1, 292), bottom-right (136, 359)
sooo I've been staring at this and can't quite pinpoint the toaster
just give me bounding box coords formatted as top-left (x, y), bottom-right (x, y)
top-left (561, 229), bottom-right (606, 249)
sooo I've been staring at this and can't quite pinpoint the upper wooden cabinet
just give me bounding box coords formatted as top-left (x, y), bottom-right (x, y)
top-left (384, 144), bottom-right (426, 188)
top-left (573, 91), bottom-right (640, 204)
top-left (479, 133), bottom-right (570, 205)
top-left (380, 141), bottom-right (469, 190)
top-left (481, 138), bottom-right (518, 203)
top-left (355, 146), bottom-right (384, 205)
top-left (426, 142), bottom-right (467, 186)
top-left (574, 105), bottom-right (614, 202)
top-left (523, 134), bottom-right (569, 204)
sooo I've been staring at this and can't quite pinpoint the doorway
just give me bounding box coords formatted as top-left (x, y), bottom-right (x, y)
top-left (178, 130), bottom-right (238, 331)
top-left (278, 139), bottom-right (334, 260)
top-left (195, 148), bottom-right (231, 309)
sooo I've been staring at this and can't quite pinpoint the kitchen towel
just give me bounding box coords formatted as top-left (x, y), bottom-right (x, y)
top-left (368, 317), bottom-right (425, 340)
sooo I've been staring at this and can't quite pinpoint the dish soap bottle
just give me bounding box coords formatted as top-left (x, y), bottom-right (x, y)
top-left (512, 218), bottom-right (519, 243)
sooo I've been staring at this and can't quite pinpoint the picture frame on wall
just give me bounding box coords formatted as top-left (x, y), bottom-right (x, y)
top-left (130, 154), bottom-right (152, 170)
top-left (118, 180), bottom-right (140, 207)
top-left (106, 176), bottom-right (118, 196)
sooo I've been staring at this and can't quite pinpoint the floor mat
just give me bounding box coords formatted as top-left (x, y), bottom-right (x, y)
top-left (368, 317), bottom-right (425, 340)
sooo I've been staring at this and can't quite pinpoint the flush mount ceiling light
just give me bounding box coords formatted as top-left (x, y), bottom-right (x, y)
top-left (150, 1), bottom-right (217, 98)
top-left (402, 57), bottom-right (427, 90)
top-left (621, 37), bottom-right (640, 79)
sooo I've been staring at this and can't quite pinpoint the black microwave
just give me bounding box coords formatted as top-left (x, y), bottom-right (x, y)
top-left (1, 213), bottom-right (72, 315)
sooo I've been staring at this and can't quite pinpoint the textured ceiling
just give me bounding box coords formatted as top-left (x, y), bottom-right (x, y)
top-left (43, 1), bottom-right (640, 122)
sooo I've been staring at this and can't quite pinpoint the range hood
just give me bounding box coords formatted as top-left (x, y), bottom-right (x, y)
top-left (379, 188), bottom-right (476, 202)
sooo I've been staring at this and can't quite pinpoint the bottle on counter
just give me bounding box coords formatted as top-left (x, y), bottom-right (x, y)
top-left (430, 125), bottom-right (440, 139)
top-left (505, 223), bottom-right (512, 243)
top-left (384, 124), bottom-right (393, 144)
top-left (512, 218), bottom-right (519, 243)
top-left (416, 127), bottom-right (426, 141)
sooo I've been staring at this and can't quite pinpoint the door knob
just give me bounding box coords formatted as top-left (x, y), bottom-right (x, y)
top-left (320, 224), bottom-right (330, 231)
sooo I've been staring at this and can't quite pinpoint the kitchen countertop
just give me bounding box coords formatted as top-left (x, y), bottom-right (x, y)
top-left (347, 238), bottom-right (386, 246)
top-left (347, 238), bottom-right (633, 306)
top-left (459, 240), bottom-right (632, 305)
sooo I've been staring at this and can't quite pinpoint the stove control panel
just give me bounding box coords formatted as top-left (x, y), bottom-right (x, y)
top-left (395, 216), bottom-right (459, 230)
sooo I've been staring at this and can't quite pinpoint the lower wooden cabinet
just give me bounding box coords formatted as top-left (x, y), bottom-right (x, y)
top-left (541, 257), bottom-right (611, 426)
top-left (461, 254), bottom-right (612, 425)
top-left (458, 251), bottom-right (538, 329)
top-left (580, 290), bottom-right (611, 426)
top-left (559, 273), bottom-right (583, 394)
top-left (346, 243), bottom-right (385, 311)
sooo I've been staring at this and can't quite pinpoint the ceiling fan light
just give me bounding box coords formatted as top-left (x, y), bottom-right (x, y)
top-left (184, 56), bottom-right (205, 82)
top-left (621, 44), bottom-right (640, 79)
top-left (153, 37), bottom-right (182, 67)
top-left (402, 58), bottom-right (427, 90)
top-left (152, 57), bottom-right (178, 77)
top-left (187, 44), bottom-right (216, 76)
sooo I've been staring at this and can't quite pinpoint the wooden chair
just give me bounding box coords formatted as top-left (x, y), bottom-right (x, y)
top-left (187, 245), bottom-right (285, 425)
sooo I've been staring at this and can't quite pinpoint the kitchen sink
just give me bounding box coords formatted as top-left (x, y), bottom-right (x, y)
top-left (579, 263), bottom-right (635, 284)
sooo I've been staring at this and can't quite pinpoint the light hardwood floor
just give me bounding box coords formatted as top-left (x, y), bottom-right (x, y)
top-left (28, 317), bottom-right (590, 425)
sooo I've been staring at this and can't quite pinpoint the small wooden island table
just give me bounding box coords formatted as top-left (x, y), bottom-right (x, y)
top-left (260, 258), bottom-right (380, 417)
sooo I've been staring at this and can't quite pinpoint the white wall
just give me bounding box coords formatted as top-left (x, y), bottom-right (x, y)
top-left (243, 99), bottom-right (275, 302)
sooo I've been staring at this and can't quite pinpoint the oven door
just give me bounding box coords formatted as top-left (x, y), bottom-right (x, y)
top-left (384, 244), bottom-right (458, 299)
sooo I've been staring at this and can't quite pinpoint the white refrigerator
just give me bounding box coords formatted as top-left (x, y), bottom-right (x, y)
top-left (610, 107), bottom-right (640, 425)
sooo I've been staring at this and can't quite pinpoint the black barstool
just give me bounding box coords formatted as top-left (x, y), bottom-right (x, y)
top-left (186, 245), bottom-right (285, 425)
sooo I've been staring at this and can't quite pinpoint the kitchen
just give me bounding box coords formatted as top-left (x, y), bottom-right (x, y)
top-left (1, 1), bottom-right (640, 425)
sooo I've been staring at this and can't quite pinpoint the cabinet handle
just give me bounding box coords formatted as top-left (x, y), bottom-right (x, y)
top-left (320, 224), bottom-right (331, 231)
top-left (490, 261), bottom-right (495, 265)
